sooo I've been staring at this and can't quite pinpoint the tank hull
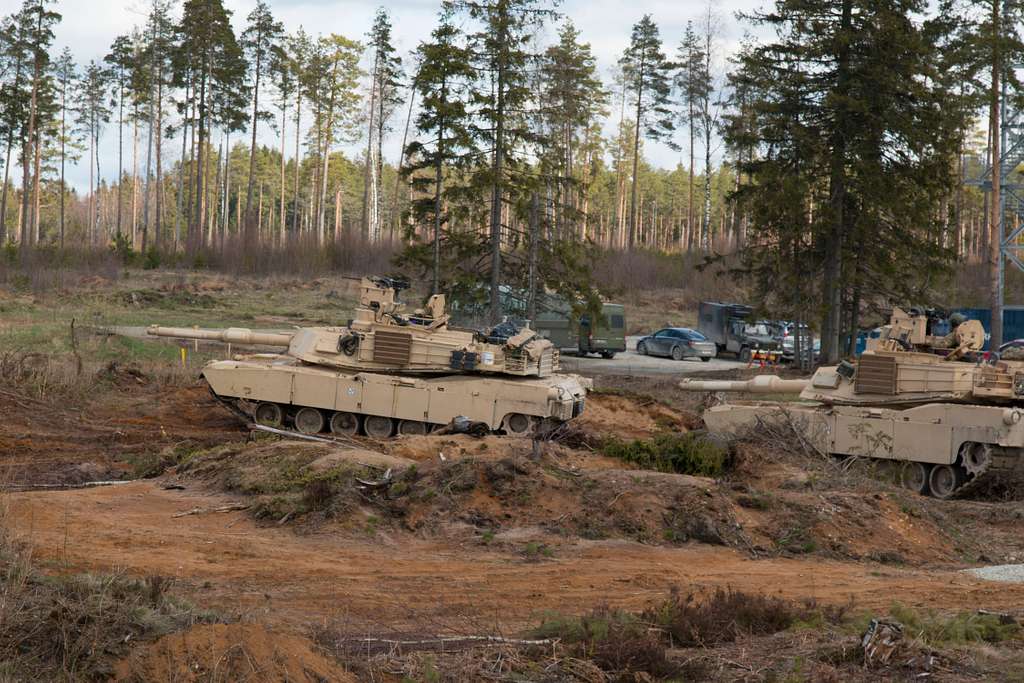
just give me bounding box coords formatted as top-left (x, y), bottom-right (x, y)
top-left (201, 357), bottom-right (589, 434)
top-left (704, 402), bottom-right (1024, 497)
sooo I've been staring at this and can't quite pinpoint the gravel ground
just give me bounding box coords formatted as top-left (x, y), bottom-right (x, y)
top-left (964, 564), bottom-right (1024, 583)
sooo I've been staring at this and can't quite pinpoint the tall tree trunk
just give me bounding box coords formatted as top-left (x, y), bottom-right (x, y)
top-left (279, 101), bottom-right (286, 244)
top-left (22, 41), bottom-right (41, 248)
top-left (245, 33), bottom-right (263, 252)
top-left (191, 67), bottom-right (208, 255)
top-left (433, 123), bottom-right (444, 295)
top-left (60, 76), bottom-right (67, 249)
top-left (154, 63), bottom-right (165, 252)
top-left (990, 0), bottom-right (1004, 349)
top-left (116, 81), bottom-right (124, 239)
top-left (627, 56), bottom-right (645, 250)
top-left (488, 37), bottom-right (507, 325)
top-left (292, 88), bottom-right (302, 235)
top-left (363, 50), bottom-right (380, 241)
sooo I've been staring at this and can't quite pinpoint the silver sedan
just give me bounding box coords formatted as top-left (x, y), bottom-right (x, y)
top-left (636, 328), bottom-right (717, 362)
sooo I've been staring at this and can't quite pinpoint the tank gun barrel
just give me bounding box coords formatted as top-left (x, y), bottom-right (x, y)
top-left (678, 376), bottom-right (810, 393)
top-left (146, 325), bottom-right (294, 347)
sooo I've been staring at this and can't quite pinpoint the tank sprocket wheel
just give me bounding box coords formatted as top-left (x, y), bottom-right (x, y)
top-left (364, 415), bottom-right (395, 439)
top-left (899, 461), bottom-right (931, 495)
top-left (398, 420), bottom-right (429, 436)
top-left (254, 402), bottom-right (283, 428)
top-left (962, 442), bottom-right (993, 478)
top-left (929, 464), bottom-right (966, 500)
top-left (330, 411), bottom-right (360, 436)
top-left (502, 413), bottom-right (537, 437)
top-left (294, 407), bottom-right (325, 435)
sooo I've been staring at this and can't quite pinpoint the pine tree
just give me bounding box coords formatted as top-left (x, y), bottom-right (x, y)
top-left (0, 12), bottom-right (29, 245)
top-left (400, 7), bottom-right (476, 294)
top-left (105, 33), bottom-right (133, 241)
top-left (675, 21), bottom-right (706, 250)
top-left (76, 60), bottom-right (111, 245)
top-left (619, 15), bottom-right (675, 249)
top-left (538, 21), bottom-right (607, 241)
top-left (17, 0), bottom-right (60, 247)
top-left (728, 0), bottom-right (971, 361)
top-left (456, 0), bottom-right (558, 323)
top-left (363, 8), bottom-right (403, 243)
top-left (241, 0), bottom-right (284, 249)
top-left (53, 47), bottom-right (81, 248)
top-left (141, 0), bottom-right (174, 253)
top-left (174, 0), bottom-right (248, 255)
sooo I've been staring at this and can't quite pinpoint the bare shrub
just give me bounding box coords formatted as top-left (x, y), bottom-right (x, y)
top-left (645, 586), bottom-right (844, 648)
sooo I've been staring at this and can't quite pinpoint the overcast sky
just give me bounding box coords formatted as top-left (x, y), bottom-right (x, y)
top-left (7, 0), bottom-right (767, 192)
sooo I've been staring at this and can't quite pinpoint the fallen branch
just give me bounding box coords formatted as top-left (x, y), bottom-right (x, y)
top-left (4, 480), bottom-right (133, 492)
top-left (172, 503), bottom-right (250, 518)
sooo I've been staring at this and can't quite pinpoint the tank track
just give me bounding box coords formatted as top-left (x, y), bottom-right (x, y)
top-left (953, 445), bottom-right (1024, 498)
top-left (209, 392), bottom-right (503, 441)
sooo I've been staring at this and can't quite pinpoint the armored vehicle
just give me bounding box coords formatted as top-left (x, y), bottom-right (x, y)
top-left (148, 277), bottom-right (589, 438)
top-left (698, 302), bottom-right (781, 363)
top-left (680, 311), bottom-right (1024, 499)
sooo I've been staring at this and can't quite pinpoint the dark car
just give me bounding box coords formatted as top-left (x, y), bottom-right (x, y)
top-left (636, 328), bottom-right (717, 362)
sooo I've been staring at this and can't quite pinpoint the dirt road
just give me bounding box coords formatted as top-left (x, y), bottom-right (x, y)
top-left (10, 481), bottom-right (1020, 632)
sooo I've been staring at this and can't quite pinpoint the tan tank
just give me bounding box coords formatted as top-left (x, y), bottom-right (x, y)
top-left (680, 310), bottom-right (1024, 499)
top-left (147, 277), bottom-right (589, 438)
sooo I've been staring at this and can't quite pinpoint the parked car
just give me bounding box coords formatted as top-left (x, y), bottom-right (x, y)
top-left (768, 321), bottom-right (820, 362)
top-left (636, 328), bottom-right (717, 362)
top-left (698, 302), bottom-right (781, 362)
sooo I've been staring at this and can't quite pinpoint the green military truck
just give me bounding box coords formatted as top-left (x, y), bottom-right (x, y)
top-left (534, 302), bottom-right (627, 359)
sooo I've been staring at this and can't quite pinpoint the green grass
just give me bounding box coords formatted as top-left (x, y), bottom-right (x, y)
top-left (602, 433), bottom-right (728, 476)
top-left (888, 603), bottom-right (1022, 647)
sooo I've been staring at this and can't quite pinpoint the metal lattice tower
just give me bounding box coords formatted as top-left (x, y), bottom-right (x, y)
top-left (966, 79), bottom-right (1024, 326)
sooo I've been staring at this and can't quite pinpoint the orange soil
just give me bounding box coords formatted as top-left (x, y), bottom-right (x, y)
top-left (9, 480), bottom-right (1024, 635)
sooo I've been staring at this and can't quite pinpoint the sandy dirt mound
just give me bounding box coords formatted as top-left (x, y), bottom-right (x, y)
top-left (0, 383), bottom-right (240, 485)
top-left (114, 623), bottom-right (355, 682)
top-left (578, 392), bottom-right (691, 439)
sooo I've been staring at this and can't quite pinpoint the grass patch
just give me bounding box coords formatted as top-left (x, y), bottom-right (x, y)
top-left (602, 432), bottom-right (727, 476)
top-left (888, 603), bottom-right (1021, 647)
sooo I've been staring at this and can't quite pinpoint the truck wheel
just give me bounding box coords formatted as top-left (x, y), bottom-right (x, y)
top-left (739, 347), bottom-right (752, 364)
top-left (929, 464), bottom-right (965, 499)
top-left (671, 345), bottom-right (684, 361)
top-left (255, 402), bottom-right (283, 428)
top-left (600, 351), bottom-right (616, 359)
top-left (294, 407), bottom-right (325, 434)
top-left (637, 341), bottom-right (648, 355)
top-left (364, 416), bottom-right (395, 439)
top-left (900, 461), bottom-right (930, 495)
top-left (700, 357), bottom-right (711, 363)
top-left (330, 411), bottom-right (360, 436)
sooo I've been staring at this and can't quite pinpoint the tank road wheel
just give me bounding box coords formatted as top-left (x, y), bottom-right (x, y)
top-left (962, 442), bottom-right (992, 478)
top-left (671, 345), bottom-right (685, 361)
top-left (398, 420), bottom-right (429, 436)
top-left (330, 411), bottom-right (360, 436)
top-left (294, 407), bottom-right (325, 434)
top-left (502, 413), bottom-right (537, 437)
top-left (255, 402), bottom-right (283, 428)
top-left (364, 416), bottom-right (396, 439)
top-left (929, 464), bottom-right (966, 500)
top-left (900, 461), bottom-right (931, 495)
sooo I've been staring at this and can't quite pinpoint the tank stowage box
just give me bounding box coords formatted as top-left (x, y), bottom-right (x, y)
top-left (148, 276), bottom-right (590, 438)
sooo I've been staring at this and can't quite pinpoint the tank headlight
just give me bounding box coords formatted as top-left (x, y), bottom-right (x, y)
top-left (1004, 409), bottom-right (1022, 425)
